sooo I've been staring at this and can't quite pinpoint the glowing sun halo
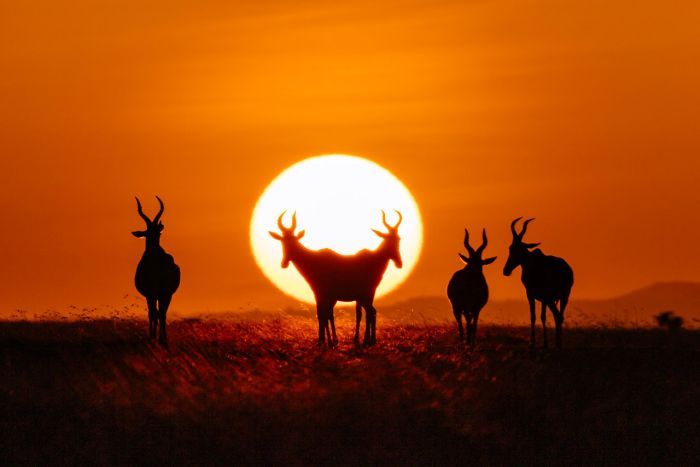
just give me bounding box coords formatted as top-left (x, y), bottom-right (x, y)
top-left (250, 155), bottom-right (423, 303)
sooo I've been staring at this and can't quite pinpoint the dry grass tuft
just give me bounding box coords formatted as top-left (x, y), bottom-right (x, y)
top-left (1, 317), bottom-right (698, 465)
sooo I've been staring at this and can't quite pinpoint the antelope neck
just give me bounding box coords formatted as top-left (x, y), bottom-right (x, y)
top-left (520, 248), bottom-right (543, 268)
top-left (144, 237), bottom-right (162, 252)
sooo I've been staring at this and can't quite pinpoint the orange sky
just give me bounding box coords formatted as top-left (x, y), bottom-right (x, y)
top-left (1, 1), bottom-right (699, 315)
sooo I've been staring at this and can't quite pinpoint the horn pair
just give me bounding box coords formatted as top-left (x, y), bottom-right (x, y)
top-left (510, 217), bottom-right (535, 240)
top-left (510, 216), bottom-right (541, 248)
top-left (277, 211), bottom-right (297, 233)
top-left (381, 210), bottom-right (403, 231)
top-left (463, 228), bottom-right (488, 256)
top-left (135, 196), bottom-right (164, 225)
top-left (277, 209), bottom-right (400, 234)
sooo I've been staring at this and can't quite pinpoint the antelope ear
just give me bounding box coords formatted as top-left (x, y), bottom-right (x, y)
top-left (523, 242), bottom-right (541, 249)
top-left (482, 256), bottom-right (497, 265)
top-left (269, 231), bottom-right (283, 240)
top-left (458, 253), bottom-right (470, 264)
top-left (131, 231), bottom-right (147, 238)
top-left (296, 230), bottom-right (305, 240)
top-left (157, 223), bottom-right (164, 232)
top-left (372, 229), bottom-right (387, 238)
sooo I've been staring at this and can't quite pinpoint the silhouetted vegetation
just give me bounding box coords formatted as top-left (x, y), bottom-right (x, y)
top-left (656, 311), bottom-right (684, 330)
top-left (2, 317), bottom-right (698, 465)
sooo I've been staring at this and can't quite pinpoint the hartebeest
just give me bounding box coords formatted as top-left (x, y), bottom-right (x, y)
top-left (132, 196), bottom-right (181, 346)
top-left (269, 210), bottom-right (403, 346)
top-left (447, 228), bottom-right (497, 345)
top-left (503, 217), bottom-right (573, 349)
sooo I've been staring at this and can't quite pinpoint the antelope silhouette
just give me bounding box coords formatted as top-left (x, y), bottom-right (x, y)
top-left (269, 210), bottom-right (403, 346)
top-left (503, 217), bottom-right (573, 349)
top-left (132, 196), bottom-right (181, 346)
top-left (447, 228), bottom-right (497, 345)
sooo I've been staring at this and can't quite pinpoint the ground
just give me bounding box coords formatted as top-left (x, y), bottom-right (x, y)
top-left (1, 316), bottom-right (699, 465)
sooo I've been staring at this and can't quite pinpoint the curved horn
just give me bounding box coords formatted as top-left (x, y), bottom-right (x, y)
top-left (381, 209), bottom-right (402, 230)
top-left (477, 228), bottom-right (488, 254)
top-left (277, 211), bottom-right (288, 231)
top-left (463, 228), bottom-right (475, 255)
top-left (519, 218), bottom-right (535, 239)
top-left (393, 209), bottom-right (403, 229)
top-left (276, 211), bottom-right (297, 233)
top-left (510, 217), bottom-right (523, 238)
top-left (153, 196), bottom-right (165, 224)
top-left (135, 197), bottom-right (151, 224)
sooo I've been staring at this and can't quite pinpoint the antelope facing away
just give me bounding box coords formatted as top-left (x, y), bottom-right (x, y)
top-left (269, 210), bottom-right (403, 346)
top-left (132, 196), bottom-right (181, 346)
top-left (447, 228), bottom-right (497, 345)
top-left (503, 217), bottom-right (573, 349)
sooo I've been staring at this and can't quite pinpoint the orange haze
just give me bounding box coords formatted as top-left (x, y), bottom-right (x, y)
top-left (1, 1), bottom-right (699, 315)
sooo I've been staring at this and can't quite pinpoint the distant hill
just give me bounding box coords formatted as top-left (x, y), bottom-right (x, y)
top-left (380, 282), bottom-right (700, 328)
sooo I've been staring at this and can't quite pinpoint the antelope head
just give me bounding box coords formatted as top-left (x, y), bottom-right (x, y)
top-left (503, 217), bottom-right (541, 276)
top-left (132, 196), bottom-right (166, 248)
top-left (458, 228), bottom-right (496, 269)
top-left (372, 210), bottom-right (403, 268)
top-left (269, 211), bottom-right (305, 268)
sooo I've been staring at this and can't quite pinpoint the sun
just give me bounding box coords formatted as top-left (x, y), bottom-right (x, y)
top-left (250, 154), bottom-right (423, 303)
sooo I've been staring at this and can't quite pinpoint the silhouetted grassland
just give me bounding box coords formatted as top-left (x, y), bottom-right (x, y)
top-left (1, 317), bottom-right (698, 465)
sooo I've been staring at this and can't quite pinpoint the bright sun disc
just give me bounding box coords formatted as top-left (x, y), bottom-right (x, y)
top-left (250, 154), bottom-right (423, 303)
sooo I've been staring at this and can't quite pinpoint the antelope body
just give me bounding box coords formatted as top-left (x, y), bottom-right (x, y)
top-left (269, 211), bottom-right (403, 346)
top-left (503, 217), bottom-right (573, 349)
top-left (447, 228), bottom-right (497, 344)
top-left (132, 196), bottom-right (180, 345)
